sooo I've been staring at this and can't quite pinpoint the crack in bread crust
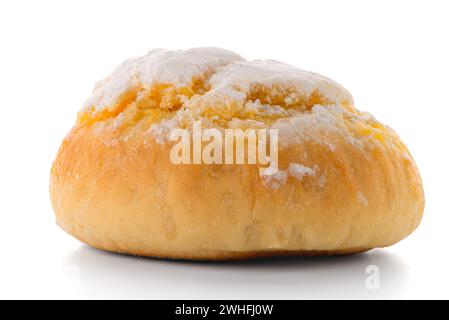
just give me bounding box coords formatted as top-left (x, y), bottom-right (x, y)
top-left (78, 48), bottom-right (353, 129)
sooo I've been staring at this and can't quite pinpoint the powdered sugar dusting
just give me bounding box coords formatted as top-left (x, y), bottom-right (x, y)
top-left (208, 60), bottom-right (353, 105)
top-left (81, 47), bottom-right (410, 164)
top-left (261, 163), bottom-right (318, 189)
top-left (82, 47), bottom-right (353, 115)
top-left (273, 104), bottom-right (366, 150)
top-left (83, 47), bottom-right (243, 113)
top-left (288, 163), bottom-right (317, 180)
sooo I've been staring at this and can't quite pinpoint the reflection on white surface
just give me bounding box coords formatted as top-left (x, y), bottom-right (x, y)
top-left (65, 246), bottom-right (410, 299)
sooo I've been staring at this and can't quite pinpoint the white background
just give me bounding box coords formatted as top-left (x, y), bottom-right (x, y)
top-left (0, 0), bottom-right (447, 299)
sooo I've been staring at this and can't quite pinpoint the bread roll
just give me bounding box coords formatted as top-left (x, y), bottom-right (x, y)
top-left (50, 47), bottom-right (424, 260)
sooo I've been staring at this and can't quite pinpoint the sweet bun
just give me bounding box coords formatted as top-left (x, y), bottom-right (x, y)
top-left (50, 47), bottom-right (424, 260)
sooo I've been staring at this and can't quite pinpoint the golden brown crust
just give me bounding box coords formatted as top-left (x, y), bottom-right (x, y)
top-left (50, 115), bottom-right (424, 260)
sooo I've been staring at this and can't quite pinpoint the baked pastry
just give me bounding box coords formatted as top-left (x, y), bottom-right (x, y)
top-left (50, 47), bottom-right (424, 260)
